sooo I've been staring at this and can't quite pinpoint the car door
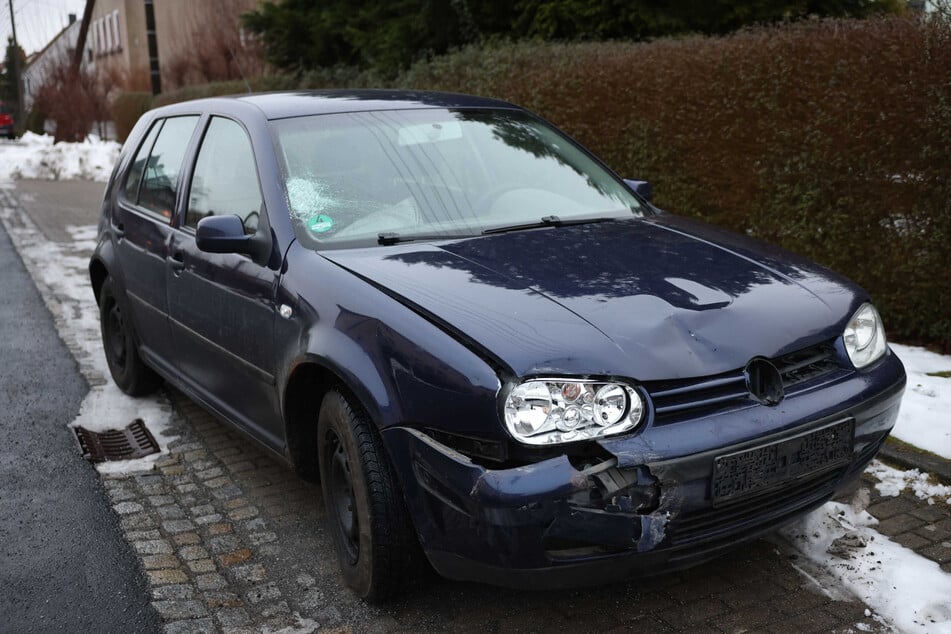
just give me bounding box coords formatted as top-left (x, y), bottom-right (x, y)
top-left (166, 115), bottom-right (282, 446)
top-left (112, 115), bottom-right (200, 372)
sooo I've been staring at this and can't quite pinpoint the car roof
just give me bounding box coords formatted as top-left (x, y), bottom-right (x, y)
top-left (158, 90), bottom-right (522, 121)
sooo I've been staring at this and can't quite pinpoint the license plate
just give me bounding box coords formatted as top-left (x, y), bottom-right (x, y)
top-left (712, 419), bottom-right (854, 504)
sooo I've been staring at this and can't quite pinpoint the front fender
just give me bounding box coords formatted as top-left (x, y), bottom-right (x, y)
top-left (275, 243), bottom-right (502, 437)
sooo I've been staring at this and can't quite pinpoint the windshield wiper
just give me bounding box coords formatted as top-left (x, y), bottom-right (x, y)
top-left (377, 231), bottom-right (477, 245)
top-left (481, 215), bottom-right (616, 236)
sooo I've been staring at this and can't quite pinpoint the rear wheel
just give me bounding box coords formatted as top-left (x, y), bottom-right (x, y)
top-left (317, 389), bottom-right (419, 601)
top-left (99, 276), bottom-right (161, 396)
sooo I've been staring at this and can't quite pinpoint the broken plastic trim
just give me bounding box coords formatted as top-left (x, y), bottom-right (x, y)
top-left (74, 419), bottom-right (160, 462)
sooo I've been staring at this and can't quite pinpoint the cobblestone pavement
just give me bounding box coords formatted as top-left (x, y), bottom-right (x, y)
top-left (4, 179), bottom-right (949, 633)
top-left (863, 484), bottom-right (951, 573)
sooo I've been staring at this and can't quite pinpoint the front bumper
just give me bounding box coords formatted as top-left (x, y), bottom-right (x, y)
top-left (382, 351), bottom-right (906, 589)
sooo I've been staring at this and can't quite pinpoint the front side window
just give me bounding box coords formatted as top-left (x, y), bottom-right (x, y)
top-left (137, 115), bottom-right (199, 221)
top-left (187, 117), bottom-right (263, 234)
top-left (272, 108), bottom-right (647, 249)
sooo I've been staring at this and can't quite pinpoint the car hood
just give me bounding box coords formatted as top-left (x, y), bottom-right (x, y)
top-left (320, 215), bottom-right (863, 380)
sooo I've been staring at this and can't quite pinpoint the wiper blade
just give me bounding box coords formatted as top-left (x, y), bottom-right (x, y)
top-left (377, 231), bottom-right (476, 245)
top-left (481, 215), bottom-right (615, 235)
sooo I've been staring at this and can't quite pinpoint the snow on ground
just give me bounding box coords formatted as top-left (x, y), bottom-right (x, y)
top-left (0, 133), bottom-right (120, 182)
top-left (889, 344), bottom-right (951, 460)
top-left (781, 501), bottom-right (951, 633)
top-left (866, 460), bottom-right (951, 505)
top-left (0, 199), bottom-right (176, 475)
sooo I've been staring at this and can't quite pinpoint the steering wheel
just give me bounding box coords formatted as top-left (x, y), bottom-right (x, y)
top-left (471, 184), bottom-right (522, 216)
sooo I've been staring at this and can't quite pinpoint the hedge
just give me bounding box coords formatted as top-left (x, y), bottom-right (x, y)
top-left (111, 91), bottom-right (154, 142)
top-left (154, 16), bottom-right (951, 349)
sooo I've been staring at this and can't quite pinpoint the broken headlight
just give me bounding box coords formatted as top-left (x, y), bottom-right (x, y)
top-left (503, 379), bottom-right (645, 445)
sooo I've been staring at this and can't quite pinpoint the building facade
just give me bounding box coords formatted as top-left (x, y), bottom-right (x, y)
top-left (85, 0), bottom-right (152, 92)
top-left (25, 0), bottom-right (262, 111)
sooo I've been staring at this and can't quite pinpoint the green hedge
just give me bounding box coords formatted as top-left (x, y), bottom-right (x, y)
top-left (111, 91), bottom-right (154, 142)
top-left (154, 16), bottom-right (951, 349)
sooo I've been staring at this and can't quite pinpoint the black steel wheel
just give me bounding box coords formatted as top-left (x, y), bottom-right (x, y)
top-left (317, 389), bottom-right (420, 601)
top-left (327, 431), bottom-right (359, 563)
top-left (98, 276), bottom-right (160, 396)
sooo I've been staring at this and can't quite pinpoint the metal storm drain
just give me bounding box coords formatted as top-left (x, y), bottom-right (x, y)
top-left (74, 419), bottom-right (160, 462)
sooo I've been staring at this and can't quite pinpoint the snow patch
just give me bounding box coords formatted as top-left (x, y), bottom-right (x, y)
top-left (0, 132), bottom-right (120, 182)
top-left (0, 200), bottom-right (176, 474)
top-left (262, 613), bottom-right (320, 634)
top-left (890, 344), bottom-right (951, 460)
top-left (781, 501), bottom-right (951, 633)
top-left (865, 460), bottom-right (951, 505)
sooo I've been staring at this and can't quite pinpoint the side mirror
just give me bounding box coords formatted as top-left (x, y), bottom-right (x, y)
top-left (624, 179), bottom-right (653, 203)
top-left (196, 214), bottom-right (271, 264)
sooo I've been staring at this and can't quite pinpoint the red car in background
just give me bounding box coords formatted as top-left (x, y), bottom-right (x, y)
top-left (0, 103), bottom-right (15, 139)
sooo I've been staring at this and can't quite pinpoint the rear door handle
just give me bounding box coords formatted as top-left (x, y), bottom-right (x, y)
top-left (114, 222), bottom-right (125, 238)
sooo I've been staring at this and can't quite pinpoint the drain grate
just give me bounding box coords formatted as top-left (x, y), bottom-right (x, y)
top-left (74, 419), bottom-right (160, 462)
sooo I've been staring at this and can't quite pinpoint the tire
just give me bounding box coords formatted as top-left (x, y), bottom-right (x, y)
top-left (317, 389), bottom-right (420, 601)
top-left (99, 276), bottom-right (161, 396)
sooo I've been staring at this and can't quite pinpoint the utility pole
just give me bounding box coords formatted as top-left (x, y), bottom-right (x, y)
top-left (7, 0), bottom-right (23, 133)
top-left (73, 0), bottom-right (95, 71)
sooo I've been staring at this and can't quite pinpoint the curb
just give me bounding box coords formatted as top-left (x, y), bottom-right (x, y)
top-left (878, 438), bottom-right (951, 484)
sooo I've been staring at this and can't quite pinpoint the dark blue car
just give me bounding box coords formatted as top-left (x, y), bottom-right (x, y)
top-left (90, 91), bottom-right (906, 600)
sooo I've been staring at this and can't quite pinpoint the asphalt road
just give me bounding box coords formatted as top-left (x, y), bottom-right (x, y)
top-left (0, 220), bottom-right (159, 632)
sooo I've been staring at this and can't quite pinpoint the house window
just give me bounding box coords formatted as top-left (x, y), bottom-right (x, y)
top-left (95, 18), bottom-right (104, 55)
top-left (112, 11), bottom-right (122, 51)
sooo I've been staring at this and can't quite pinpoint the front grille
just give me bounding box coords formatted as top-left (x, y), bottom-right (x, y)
top-left (666, 466), bottom-right (845, 546)
top-left (775, 342), bottom-right (840, 388)
top-left (646, 341), bottom-right (841, 424)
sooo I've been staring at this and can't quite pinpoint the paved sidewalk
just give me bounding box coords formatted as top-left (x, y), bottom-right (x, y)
top-left (5, 178), bottom-right (950, 632)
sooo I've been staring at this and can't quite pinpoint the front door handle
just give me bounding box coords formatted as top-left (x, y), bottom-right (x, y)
top-left (169, 249), bottom-right (185, 274)
top-left (114, 222), bottom-right (125, 238)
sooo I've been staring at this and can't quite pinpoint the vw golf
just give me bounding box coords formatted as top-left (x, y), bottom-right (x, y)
top-left (90, 91), bottom-right (906, 600)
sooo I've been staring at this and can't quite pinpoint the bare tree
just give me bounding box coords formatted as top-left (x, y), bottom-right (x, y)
top-left (34, 59), bottom-right (110, 142)
top-left (162, 0), bottom-right (267, 90)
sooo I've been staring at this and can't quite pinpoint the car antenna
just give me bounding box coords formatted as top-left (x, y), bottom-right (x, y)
top-left (228, 42), bottom-right (253, 94)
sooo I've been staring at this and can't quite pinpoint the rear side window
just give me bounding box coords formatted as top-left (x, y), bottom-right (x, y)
top-left (123, 115), bottom-right (199, 222)
top-left (122, 121), bottom-right (161, 202)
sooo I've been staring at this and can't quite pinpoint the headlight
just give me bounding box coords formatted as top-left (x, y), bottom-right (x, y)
top-left (503, 379), bottom-right (644, 445)
top-left (843, 303), bottom-right (887, 369)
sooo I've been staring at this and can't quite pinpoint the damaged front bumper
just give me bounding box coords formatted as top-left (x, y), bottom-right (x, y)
top-left (381, 354), bottom-right (906, 590)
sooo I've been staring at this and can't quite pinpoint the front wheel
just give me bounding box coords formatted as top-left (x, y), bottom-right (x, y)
top-left (99, 276), bottom-right (161, 396)
top-left (317, 389), bottom-right (420, 601)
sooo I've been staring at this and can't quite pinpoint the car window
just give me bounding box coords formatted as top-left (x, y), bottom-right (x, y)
top-left (122, 120), bottom-right (162, 203)
top-left (138, 115), bottom-right (200, 222)
top-left (187, 117), bottom-right (262, 234)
